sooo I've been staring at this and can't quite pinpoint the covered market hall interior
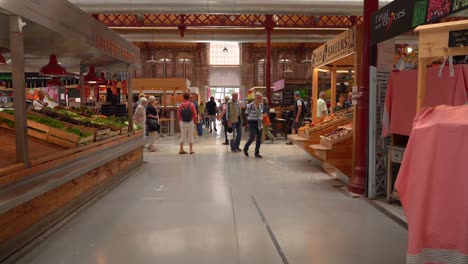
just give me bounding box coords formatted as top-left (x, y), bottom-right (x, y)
top-left (0, 0), bottom-right (467, 263)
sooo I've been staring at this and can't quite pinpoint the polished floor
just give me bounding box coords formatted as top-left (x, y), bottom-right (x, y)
top-left (16, 125), bottom-right (408, 264)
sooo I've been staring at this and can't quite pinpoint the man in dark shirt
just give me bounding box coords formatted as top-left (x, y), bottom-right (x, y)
top-left (205, 96), bottom-right (218, 133)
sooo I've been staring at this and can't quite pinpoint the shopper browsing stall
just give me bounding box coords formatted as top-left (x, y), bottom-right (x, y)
top-left (178, 93), bottom-right (198, 155)
top-left (243, 92), bottom-right (264, 158)
top-left (146, 96), bottom-right (159, 152)
top-left (317, 92), bottom-right (329, 118)
top-left (133, 97), bottom-right (147, 130)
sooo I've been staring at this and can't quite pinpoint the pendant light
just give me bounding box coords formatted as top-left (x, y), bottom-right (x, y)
top-left (146, 31), bottom-right (157, 63)
top-left (84, 66), bottom-right (100, 84)
top-left (40, 54), bottom-right (68, 76)
top-left (223, 47), bottom-right (229, 53)
top-left (146, 48), bottom-right (157, 63)
top-left (0, 53), bottom-right (6, 64)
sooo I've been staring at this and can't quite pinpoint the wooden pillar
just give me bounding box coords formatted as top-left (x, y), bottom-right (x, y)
top-left (416, 58), bottom-right (427, 112)
top-left (312, 68), bottom-right (319, 122)
top-left (10, 16), bottom-right (29, 166)
top-left (330, 70), bottom-right (337, 113)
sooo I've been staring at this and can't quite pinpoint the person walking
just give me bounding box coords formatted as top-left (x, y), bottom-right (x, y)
top-left (227, 92), bottom-right (242, 153)
top-left (133, 97), bottom-right (148, 135)
top-left (199, 100), bottom-right (206, 126)
top-left (243, 93), bottom-right (264, 158)
top-left (286, 91), bottom-right (305, 145)
top-left (178, 93), bottom-right (198, 155)
top-left (262, 97), bottom-right (276, 143)
top-left (218, 96), bottom-right (230, 145)
top-left (205, 96), bottom-right (218, 133)
top-left (146, 96), bottom-right (159, 152)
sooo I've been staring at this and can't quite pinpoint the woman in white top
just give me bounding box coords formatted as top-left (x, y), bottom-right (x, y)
top-left (133, 97), bottom-right (148, 132)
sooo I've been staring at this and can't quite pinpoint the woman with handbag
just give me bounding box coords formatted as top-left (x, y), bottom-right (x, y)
top-left (262, 97), bottom-right (276, 143)
top-left (146, 96), bottom-right (160, 152)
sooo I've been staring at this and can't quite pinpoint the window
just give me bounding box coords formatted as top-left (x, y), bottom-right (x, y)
top-left (155, 58), bottom-right (172, 78)
top-left (210, 87), bottom-right (241, 103)
top-left (256, 59), bottom-right (273, 86)
top-left (210, 42), bottom-right (240, 66)
top-left (278, 59), bottom-right (293, 80)
top-left (176, 58), bottom-right (192, 80)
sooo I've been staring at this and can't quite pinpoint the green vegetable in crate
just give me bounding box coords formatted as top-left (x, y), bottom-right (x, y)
top-left (66, 127), bottom-right (92, 138)
top-left (0, 118), bottom-right (14, 128)
top-left (27, 115), bottom-right (65, 129)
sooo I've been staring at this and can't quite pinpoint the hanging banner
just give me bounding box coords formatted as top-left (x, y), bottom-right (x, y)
top-left (111, 80), bottom-right (118, 96)
top-left (371, 0), bottom-right (468, 44)
top-left (312, 26), bottom-right (356, 68)
top-left (121, 80), bottom-right (128, 95)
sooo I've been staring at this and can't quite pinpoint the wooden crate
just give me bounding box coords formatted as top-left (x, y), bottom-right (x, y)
top-left (0, 112), bottom-right (50, 141)
top-left (120, 126), bottom-right (128, 135)
top-left (320, 132), bottom-right (353, 149)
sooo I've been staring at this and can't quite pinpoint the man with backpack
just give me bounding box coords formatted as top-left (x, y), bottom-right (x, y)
top-left (286, 91), bottom-right (308, 145)
top-left (177, 93), bottom-right (198, 155)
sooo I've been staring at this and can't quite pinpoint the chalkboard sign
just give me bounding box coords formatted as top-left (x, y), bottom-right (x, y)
top-left (283, 90), bottom-right (294, 106)
top-left (448, 29), bottom-right (468, 47)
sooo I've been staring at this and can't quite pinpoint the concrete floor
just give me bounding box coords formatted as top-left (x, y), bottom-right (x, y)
top-left (16, 125), bottom-right (408, 264)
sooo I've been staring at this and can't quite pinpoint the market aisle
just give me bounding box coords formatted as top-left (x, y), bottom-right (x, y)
top-left (16, 129), bottom-right (408, 264)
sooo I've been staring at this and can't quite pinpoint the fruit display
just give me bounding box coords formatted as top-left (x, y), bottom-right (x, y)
top-left (454, 0), bottom-right (467, 11)
top-left (320, 124), bottom-right (353, 148)
top-left (427, 0), bottom-right (451, 22)
top-left (323, 127), bottom-right (350, 140)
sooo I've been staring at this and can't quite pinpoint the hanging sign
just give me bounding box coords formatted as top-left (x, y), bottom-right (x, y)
top-left (312, 26), bottom-right (356, 68)
top-left (371, 0), bottom-right (414, 45)
top-left (371, 0), bottom-right (468, 44)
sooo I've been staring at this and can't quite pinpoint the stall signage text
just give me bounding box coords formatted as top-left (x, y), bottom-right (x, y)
top-left (371, 0), bottom-right (468, 44)
top-left (312, 27), bottom-right (356, 68)
top-left (96, 34), bottom-right (138, 65)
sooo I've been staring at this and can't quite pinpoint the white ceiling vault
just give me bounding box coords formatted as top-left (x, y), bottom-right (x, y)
top-left (68, 0), bottom-right (394, 15)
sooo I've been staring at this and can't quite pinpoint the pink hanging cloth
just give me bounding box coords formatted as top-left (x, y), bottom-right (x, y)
top-left (396, 105), bottom-right (468, 264)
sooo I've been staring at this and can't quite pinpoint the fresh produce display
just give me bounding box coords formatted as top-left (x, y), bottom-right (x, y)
top-left (27, 115), bottom-right (65, 129)
top-left (55, 108), bottom-right (128, 129)
top-left (0, 117), bottom-right (14, 127)
top-left (454, 0), bottom-right (467, 10)
top-left (65, 127), bottom-right (92, 138)
top-left (1, 110), bottom-right (91, 138)
top-left (427, 0), bottom-right (451, 22)
top-left (323, 128), bottom-right (350, 140)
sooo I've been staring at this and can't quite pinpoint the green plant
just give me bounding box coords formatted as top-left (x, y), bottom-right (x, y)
top-left (26, 115), bottom-right (65, 129)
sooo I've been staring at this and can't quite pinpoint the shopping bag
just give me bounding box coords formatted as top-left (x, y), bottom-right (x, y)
top-left (227, 131), bottom-right (234, 140)
top-left (197, 122), bottom-right (203, 136)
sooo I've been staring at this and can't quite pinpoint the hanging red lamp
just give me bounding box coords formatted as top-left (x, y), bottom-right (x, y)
top-left (40, 54), bottom-right (68, 76)
top-left (46, 77), bottom-right (64, 87)
top-left (0, 53), bottom-right (6, 64)
top-left (84, 66), bottom-right (99, 84)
